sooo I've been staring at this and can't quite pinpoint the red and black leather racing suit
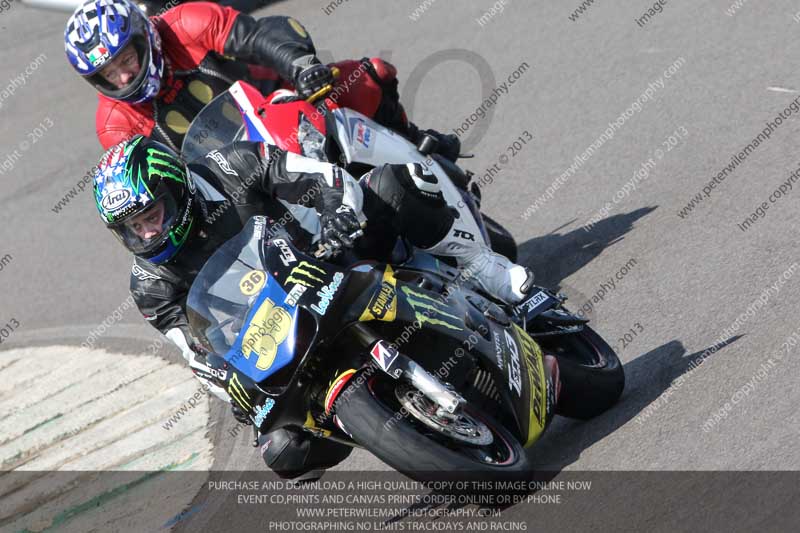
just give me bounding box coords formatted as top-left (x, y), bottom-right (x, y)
top-left (96, 2), bottom-right (408, 152)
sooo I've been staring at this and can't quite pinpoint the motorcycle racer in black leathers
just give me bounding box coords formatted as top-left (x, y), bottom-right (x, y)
top-left (92, 135), bottom-right (533, 478)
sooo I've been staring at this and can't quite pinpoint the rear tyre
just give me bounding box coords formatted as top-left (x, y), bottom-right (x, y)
top-left (538, 326), bottom-right (624, 420)
top-left (335, 375), bottom-right (532, 483)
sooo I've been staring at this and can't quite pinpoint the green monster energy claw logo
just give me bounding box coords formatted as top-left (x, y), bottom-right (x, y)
top-left (400, 286), bottom-right (462, 331)
top-left (286, 261), bottom-right (326, 287)
top-left (122, 138), bottom-right (155, 199)
top-left (145, 148), bottom-right (186, 183)
top-left (227, 372), bottom-right (252, 411)
top-left (170, 214), bottom-right (194, 247)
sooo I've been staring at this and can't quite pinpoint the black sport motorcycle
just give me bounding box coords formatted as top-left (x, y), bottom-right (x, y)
top-left (185, 214), bottom-right (624, 482)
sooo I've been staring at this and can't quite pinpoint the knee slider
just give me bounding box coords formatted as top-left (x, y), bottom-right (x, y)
top-left (260, 428), bottom-right (311, 479)
top-left (364, 164), bottom-right (452, 248)
top-left (403, 163), bottom-right (443, 199)
top-left (364, 163), bottom-right (444, 210)
top-left (363, 164), bottom-right (407, 213)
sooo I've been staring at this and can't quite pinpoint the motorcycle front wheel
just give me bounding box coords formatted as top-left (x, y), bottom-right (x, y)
top-left (538, 325), bottom-right (625, 420)
top-left (335, 374), bottom-right (532, 484)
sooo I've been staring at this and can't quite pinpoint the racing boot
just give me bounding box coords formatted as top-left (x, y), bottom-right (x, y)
top-left (424, 233), bottom-right (535, 305)
top-left (464, 249), bottom-right (534, 305)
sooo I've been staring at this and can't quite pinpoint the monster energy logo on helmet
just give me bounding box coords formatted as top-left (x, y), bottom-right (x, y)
top-left (93, 135), bottom-right (196, 264)
top-left (95, 136), bottom-right (185, 223)
top-left (144, 146), bottom-right (187, 184)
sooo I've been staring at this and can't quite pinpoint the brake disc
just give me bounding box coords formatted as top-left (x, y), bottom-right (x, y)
top-left (394, 382), bottom-right (493, 446)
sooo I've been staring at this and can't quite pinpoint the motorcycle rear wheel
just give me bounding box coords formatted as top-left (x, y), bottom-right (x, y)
top-left (335, 375), bottom-right (532, 483)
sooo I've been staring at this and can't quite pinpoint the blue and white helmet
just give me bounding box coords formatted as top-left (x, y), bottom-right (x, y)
top-left (64, 0), bottom-right (164, 104)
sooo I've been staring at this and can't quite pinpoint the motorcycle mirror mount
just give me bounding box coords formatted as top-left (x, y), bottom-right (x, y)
top-left (417, 134), bottom-right (439, 156)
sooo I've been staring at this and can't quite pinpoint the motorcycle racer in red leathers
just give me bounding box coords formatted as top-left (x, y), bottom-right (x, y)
top-left (64, 0), bottom-right (461, 159)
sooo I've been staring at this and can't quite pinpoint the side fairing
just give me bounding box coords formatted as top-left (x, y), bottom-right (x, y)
top-left (331, 108), bottom-right (484, 242)
top-left (504, 324), bottom-right (549, 447)
top-left (351, 261), bottom-right (552, 447)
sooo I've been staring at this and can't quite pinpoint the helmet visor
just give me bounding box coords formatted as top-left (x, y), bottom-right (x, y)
top-left (110, 195), bottom-right (179, 256)
top-left (88, 37), bottom-right (150, 99)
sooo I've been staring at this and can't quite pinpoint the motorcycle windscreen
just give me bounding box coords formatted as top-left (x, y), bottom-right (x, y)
top-left (186, 217), bottom-right (300, 383)
top-left (180, 89), bottom-right (246, 163)
top-left (224, 284), bottom-right (300, 383)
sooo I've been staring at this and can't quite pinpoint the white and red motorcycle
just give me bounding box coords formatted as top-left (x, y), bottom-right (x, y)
top-left (180, 77), bottom-right (519, 262)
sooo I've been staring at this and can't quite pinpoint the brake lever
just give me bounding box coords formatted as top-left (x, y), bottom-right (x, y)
top-left (305, 67), bottom-right (342, 104)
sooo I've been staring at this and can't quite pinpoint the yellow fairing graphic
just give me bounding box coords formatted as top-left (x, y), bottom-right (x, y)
top-left (288, 18), bottom-right (309, 38)
top-left (513, 324), bottom-right (548, 447)
top-left (241, 298), bottom-right (292, 371)
top-left (359, 265), bottom-right (398, 322)
top-left (228, 373), bottom-right (252, 411)
top-left (304, 411), bottom-right (331, 437)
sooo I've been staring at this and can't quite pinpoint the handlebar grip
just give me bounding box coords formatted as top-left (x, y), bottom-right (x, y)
top-left (305, 67), bottom-right (342, 104)
top-left (313, 228), bottom-right (365, 260)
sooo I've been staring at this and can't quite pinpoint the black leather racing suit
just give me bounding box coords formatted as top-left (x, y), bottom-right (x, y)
top-left (129, 140), bottom-right (455, 478)
top-left (131, 141), bottom-right (333, 339)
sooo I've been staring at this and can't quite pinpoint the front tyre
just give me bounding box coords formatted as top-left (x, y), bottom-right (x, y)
top-left (335, 375), bottom-right (532, 483)
top-left (539, 326), bottom-right (625, 420)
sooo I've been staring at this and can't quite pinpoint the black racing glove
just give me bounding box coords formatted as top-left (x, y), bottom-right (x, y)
top-left (319, 204), bottom-right (363, 256)
top-left (292, 55), bottom-right (334, 99)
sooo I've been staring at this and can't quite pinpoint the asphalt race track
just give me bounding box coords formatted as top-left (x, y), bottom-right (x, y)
top-left (2, 0), bottom-right (800, 531)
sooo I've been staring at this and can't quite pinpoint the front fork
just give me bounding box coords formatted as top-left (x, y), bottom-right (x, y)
top-left (346, 323), bottom-right (466, 415)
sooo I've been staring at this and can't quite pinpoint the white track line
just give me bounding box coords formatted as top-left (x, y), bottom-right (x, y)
top-left (1, 346), bottom-right (213, 532)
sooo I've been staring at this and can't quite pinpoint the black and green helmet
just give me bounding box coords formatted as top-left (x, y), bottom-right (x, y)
top-left (93, 135), bottom-right (196, 264)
